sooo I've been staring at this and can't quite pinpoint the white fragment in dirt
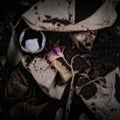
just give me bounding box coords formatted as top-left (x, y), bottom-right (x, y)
top-left (22, 57), bottom-right (66, 100)
top-left (22, 0), bottom-right (75, 26)
top-left (71, 31), bottom-right (96, 50)
top-left (22, 0), bottom-right (117, 32)
top-left (27, 58), bottom-right (57, 89)
top-left (80, 67), bottom-right (120, 120)
top-left (51, 59), bottom-right (72, 83)
top-left (25, 38), bottom-right (39, 53)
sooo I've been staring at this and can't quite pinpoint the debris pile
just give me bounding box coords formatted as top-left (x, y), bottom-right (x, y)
top-left (0, 0), bottom-right (120, 120)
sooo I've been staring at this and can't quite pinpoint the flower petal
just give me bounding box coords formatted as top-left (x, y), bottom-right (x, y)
top-left (54, 46), bottom-right (64, 57)
top-left (46, 51), bottom-right (60, 61)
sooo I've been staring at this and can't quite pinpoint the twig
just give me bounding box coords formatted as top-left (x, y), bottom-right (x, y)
top-left (75, 77), bottom-right (104, 94)
top-left (11, 17), bottom-right (22, 29)
top-left (64, 54), bottom-right (79, 120)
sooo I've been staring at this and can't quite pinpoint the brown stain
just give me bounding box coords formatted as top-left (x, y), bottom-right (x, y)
top-left (40, 26), bottom-right (47, 30)
top-left (56, 23), bottom-right (61, 27)
top-left (80, 25), bottom-right (89, 30)
top-left (25, 56), bottom-right (34, 67)
top-left (95, 19), bottom-right (111, 26)
top-left (34, 6), bottom-right (37, 10)
top-left (91, 102), bottom-right (96, 111)
top-left (45, 15), bottom-right (51, 19)
top-left (66, 0), bottom-right (72, 5)
top-left (80, 82), bottom-right (97, 100)
top-left (38, 16), bottom-right (41, 21)
top-left (43, 18), bottom-right (70, 25)
top-left (35, 12), bottom-right (38, 15)
top-left (110, 108), bottom-right (118, 112)
top-left (103, 20), bottom-right (111, 25)
top-left (69, 14), bottom-right (72, 22)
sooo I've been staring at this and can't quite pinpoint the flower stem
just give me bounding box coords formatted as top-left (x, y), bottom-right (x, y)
top-left (64, 54), bottom-right (79, 120)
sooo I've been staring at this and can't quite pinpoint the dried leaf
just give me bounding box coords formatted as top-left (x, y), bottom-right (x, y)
top-left (7, 68), bottom-right (28, 97)
top-left (9, 102), bottom-right (48, 119)
top-left (6, 20), bottom-right (23, 68)
top-left (55, 107), bottom-right (63, 120)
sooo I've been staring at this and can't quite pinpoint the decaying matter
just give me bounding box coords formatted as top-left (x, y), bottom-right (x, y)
top-left (1, 0), bottom-right (120, 120)
top-left (19, 0), bottom-right (120, 120)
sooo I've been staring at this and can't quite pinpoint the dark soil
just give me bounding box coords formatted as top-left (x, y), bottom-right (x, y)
top-left (0, 1), bottom-right (120, 120)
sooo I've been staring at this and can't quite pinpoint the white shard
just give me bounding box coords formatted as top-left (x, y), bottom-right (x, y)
top-left (79, 67), bottom-right (120, 120)
top-left (22, 0), bottom-right (117, 32)
top-left (71, 31), bottom-right (96, 50)
top-left (25, 38), bottom-right (39, 53)
top-left (22, 56), bottom-right (67, 100)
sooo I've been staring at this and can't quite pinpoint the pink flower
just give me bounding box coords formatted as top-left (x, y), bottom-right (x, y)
top-left (46, 46), bottom-right (64, 62)
top-left (54, 46), bottom-right (64, 57)
top-left (46, 51), bottom-right (60, 61)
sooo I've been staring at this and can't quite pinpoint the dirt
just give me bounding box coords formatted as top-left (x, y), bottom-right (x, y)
top-left (0, 1), bottom-right (120, 120)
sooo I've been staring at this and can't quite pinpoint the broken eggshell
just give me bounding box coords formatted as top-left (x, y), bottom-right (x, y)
top-left (19, 28), bottom-right (46, 54)
top-left (71, 31), bottom-right (97, 50)
top-left (22, 0), bottom-right (118, 32)
top-left (76, 67), bottom-right (120, 120)
top-left (22, 56), bottom-right (66, 100)
top-left (22, 57), bottom-right (57, 90)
